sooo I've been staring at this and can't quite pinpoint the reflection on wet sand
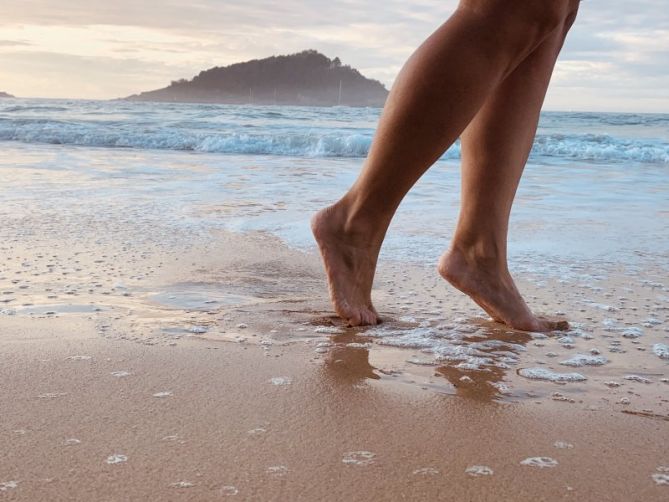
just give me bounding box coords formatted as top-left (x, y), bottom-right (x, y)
top-left (322, 333), bottom-right (381, 383)
top-left (321, 322), bottom-right (535, 401)
top-left (435, 327), bottom-right (533, 401)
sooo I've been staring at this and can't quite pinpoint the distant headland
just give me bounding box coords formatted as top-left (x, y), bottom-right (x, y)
top-left (0, 91), bottom-right (14, 98)
top-left (124, 50), bottom-right (389, 107)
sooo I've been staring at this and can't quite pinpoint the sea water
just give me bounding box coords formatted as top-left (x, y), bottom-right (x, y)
top-left (1, 98), bottom-right (667, 268)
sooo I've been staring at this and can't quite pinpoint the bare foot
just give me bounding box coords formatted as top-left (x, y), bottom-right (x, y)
top-left (311, 204), bottom-right (381, 326)
top-left (438, 246), bottom-right (568, 332)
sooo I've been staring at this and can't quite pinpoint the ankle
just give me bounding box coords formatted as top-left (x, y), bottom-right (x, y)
top-left (447, 238), bottom-right (508, 273)
top-left (330, 195), bottom-right (390, 246)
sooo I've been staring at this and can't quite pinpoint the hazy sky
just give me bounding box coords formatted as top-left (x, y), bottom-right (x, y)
top-left (1, 0), bottom-right (668, 112)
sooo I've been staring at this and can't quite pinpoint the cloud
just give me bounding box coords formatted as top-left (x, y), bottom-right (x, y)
top-left (0, 50), bottom-right (191, 99)
top-left (0, 39), bottom-right (31, 46)
top-left (0, 0), bottom-right (667, 111)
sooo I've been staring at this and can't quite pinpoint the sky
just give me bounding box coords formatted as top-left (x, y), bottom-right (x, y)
top-left (0, 0), bottom-right (668, 112)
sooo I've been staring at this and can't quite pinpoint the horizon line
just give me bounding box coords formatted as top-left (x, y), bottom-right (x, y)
top-left (2, 95), bottom-right (668, 115)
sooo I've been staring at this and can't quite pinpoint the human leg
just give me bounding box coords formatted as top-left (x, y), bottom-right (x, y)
top-left (439, 7), bottom-right (579, 331)
top-left (312, 0), bottom-right (578, 326)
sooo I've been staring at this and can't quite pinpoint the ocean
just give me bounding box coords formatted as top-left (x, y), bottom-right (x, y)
top-left (1, 98), bottom-right (668, 268)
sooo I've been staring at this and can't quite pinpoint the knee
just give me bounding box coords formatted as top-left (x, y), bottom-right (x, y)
top-left (517, 1), bottom-right (580, 42)
top-left (461, 0), bottom-right (579, 49)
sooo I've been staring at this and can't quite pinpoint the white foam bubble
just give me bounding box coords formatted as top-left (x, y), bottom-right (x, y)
top-left (623, 375), bottom-right (652, 384)
top-left (64, 438), bottom-right (81, 446)
top-left (465, 465), bottom-right (494, 477)
top-left (342, 451), bottom-right (375, 466)
top-left (171, 481), bottom-right (194, 488)
top-left (520, 457), bottom-right (558, 468)
top-left (66, 355), bottom-right (92, 361)
top-left (37, 392), bottom-right (68, 399)
top-left (314, 326), bottom-right (344, 334)
top-left (622, 327), bottom-right (644, 338)
top-left (551, 392), bottom-right (575, 403)
top-left (0, 481), bottom-right (18, 492)
top-left (346, 342), bottom-right (372, 349)
top-left (413, 467), bottom-right (439, 476)
top-left (220, 485), bottom-right (239, 495)
top-left (652, 473), bottom-right (669, 486)
top-left (553, 441), bottom-right (574, 449)
top-left (106, 454), bottom-right (127, 465)
top-left (266, 465), bottom-right (288, 476)
top-left (559, 354), bottom-right (608, 367)
top-left (652, 343), bottom-right (669, 360)
top-left (152, 391), bottom-right (173, 398)
top-left (269, 377), bottom-right (292, 386)
top-left (489, 381), bottom-right (512, 395)
top-left (518, 368), bottom-right (587, 382)
top-left (111, 370), bottom-right (132, 378)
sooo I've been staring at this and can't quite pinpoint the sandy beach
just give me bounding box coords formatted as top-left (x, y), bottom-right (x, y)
top-left (2, 226), bottom-right (668, 501)
top-left (0, 313), bottom-right (667, 501)
top-left (1, 103), bottom-right (668, 500)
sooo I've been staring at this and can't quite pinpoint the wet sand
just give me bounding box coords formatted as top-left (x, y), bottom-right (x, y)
top-left (1, 226), bottom-right (668, 500)
top-left (1, 315), bottom-right (668, 501)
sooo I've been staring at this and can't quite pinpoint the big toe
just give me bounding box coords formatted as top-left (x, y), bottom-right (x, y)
top-left (346, 307), bottom-right (380, 327)
top-left (546, 318), bottom-right (569, 331)
top-left (531, 317), bottom-right (569, 332)
top-left (346, 310), bottom-right (363, 327)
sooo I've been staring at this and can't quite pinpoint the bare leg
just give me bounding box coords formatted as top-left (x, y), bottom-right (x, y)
top-left (439, 13), bottom-right (578, 332)
top-left (312, 0), bottom-right (579, 326)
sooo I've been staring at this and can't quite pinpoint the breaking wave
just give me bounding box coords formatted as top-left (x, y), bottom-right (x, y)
top-left (1, 101), bottom-right (667, 164)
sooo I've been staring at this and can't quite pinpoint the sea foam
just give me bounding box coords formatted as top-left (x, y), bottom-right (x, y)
top-left (2, 101), bottom-right (668, 164)
top-left (518, 368), bottom-right (587, 382)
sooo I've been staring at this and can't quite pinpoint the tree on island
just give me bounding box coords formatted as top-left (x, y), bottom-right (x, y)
top-left (125, 50), bottom-right (388, 107)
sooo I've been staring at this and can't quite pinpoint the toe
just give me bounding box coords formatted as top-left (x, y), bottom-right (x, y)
top-left (347, 310), bottom-right (363, 327)
top-left (550, 319), bottom-right (569, 331)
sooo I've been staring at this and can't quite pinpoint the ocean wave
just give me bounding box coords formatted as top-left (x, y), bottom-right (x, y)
top-left (533, 133), bottom-right (669, 163)
top-left (1, 105), bottom-right (69, 113)
top-left (0, 117), bottom-right (667, 163)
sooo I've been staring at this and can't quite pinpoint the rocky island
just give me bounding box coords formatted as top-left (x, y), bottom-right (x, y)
top-left (0, 91), bottom-right (15, 98)
top-left (125, 50), bottom-right (388, 107)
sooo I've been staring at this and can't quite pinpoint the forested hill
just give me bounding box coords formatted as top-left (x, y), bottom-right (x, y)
top-left (125, 50), bottom-right (388, 107)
